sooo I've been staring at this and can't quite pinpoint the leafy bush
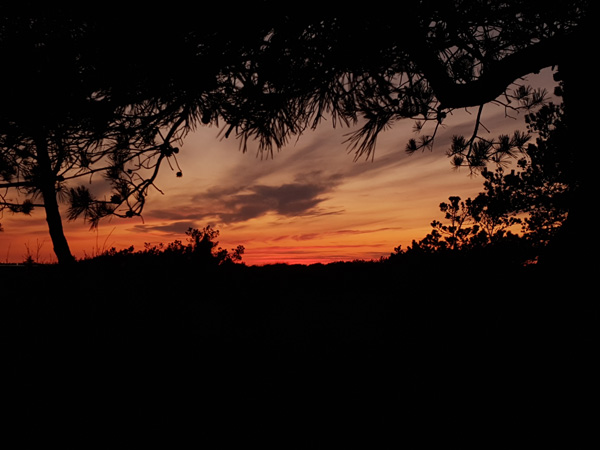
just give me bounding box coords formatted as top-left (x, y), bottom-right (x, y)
top-left (85, 226), bottom-right (244, 267)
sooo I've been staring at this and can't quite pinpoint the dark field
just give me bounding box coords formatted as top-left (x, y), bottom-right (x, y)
top-left (3, 259), bottom-right (595, 442)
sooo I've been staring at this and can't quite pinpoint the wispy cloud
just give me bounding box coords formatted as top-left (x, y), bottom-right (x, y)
top-left (130, 220), bottom-right (199, 234)
top-left (284, 226), bottom-right (403, 242)
top-left (147, 170), bottom-right (346, 225)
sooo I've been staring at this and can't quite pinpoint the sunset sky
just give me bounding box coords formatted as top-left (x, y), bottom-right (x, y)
top-left (0, 70), bottom-right (557, 265)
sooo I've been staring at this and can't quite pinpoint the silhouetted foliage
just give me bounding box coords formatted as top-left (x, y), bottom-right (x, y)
top-left (175, 2), bottom-right (587, 162)
top-left (85, 226), bottom-right (245, 268)
top-left (470, 102), bottom-right (572, 249)
top-left (0, 7), bottom-right (199, 263)
top-left (390, 102), bottom-right (572, 265)
top-left (390, 194), bottom-right (526, 265)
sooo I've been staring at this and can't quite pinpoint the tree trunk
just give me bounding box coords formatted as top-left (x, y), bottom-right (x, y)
top-left (540, 27), bottom-right (595, 280)
top-left (35, 136), bottom-right (75, 265)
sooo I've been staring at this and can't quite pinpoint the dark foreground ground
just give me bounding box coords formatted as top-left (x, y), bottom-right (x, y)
top-left (2, 258), bottom-right (596, 444)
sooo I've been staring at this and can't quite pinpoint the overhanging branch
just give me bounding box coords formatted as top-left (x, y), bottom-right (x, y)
top-left (0, 180), bottom-right (34, 189)
top-left (415, 28), bottom-right (584, 110)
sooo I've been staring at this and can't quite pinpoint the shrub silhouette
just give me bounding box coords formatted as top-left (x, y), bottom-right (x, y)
top-left (389, 102), bottom-right (571, 268)
top-left (86, 226), bottom-right (244, 267)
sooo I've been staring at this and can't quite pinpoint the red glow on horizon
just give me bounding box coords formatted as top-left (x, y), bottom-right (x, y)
top-left (246, 257), bottom-right (340, 266)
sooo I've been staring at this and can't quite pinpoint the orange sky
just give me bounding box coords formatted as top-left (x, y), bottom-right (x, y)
top-left (0, 70), bottom-right (558, 265)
